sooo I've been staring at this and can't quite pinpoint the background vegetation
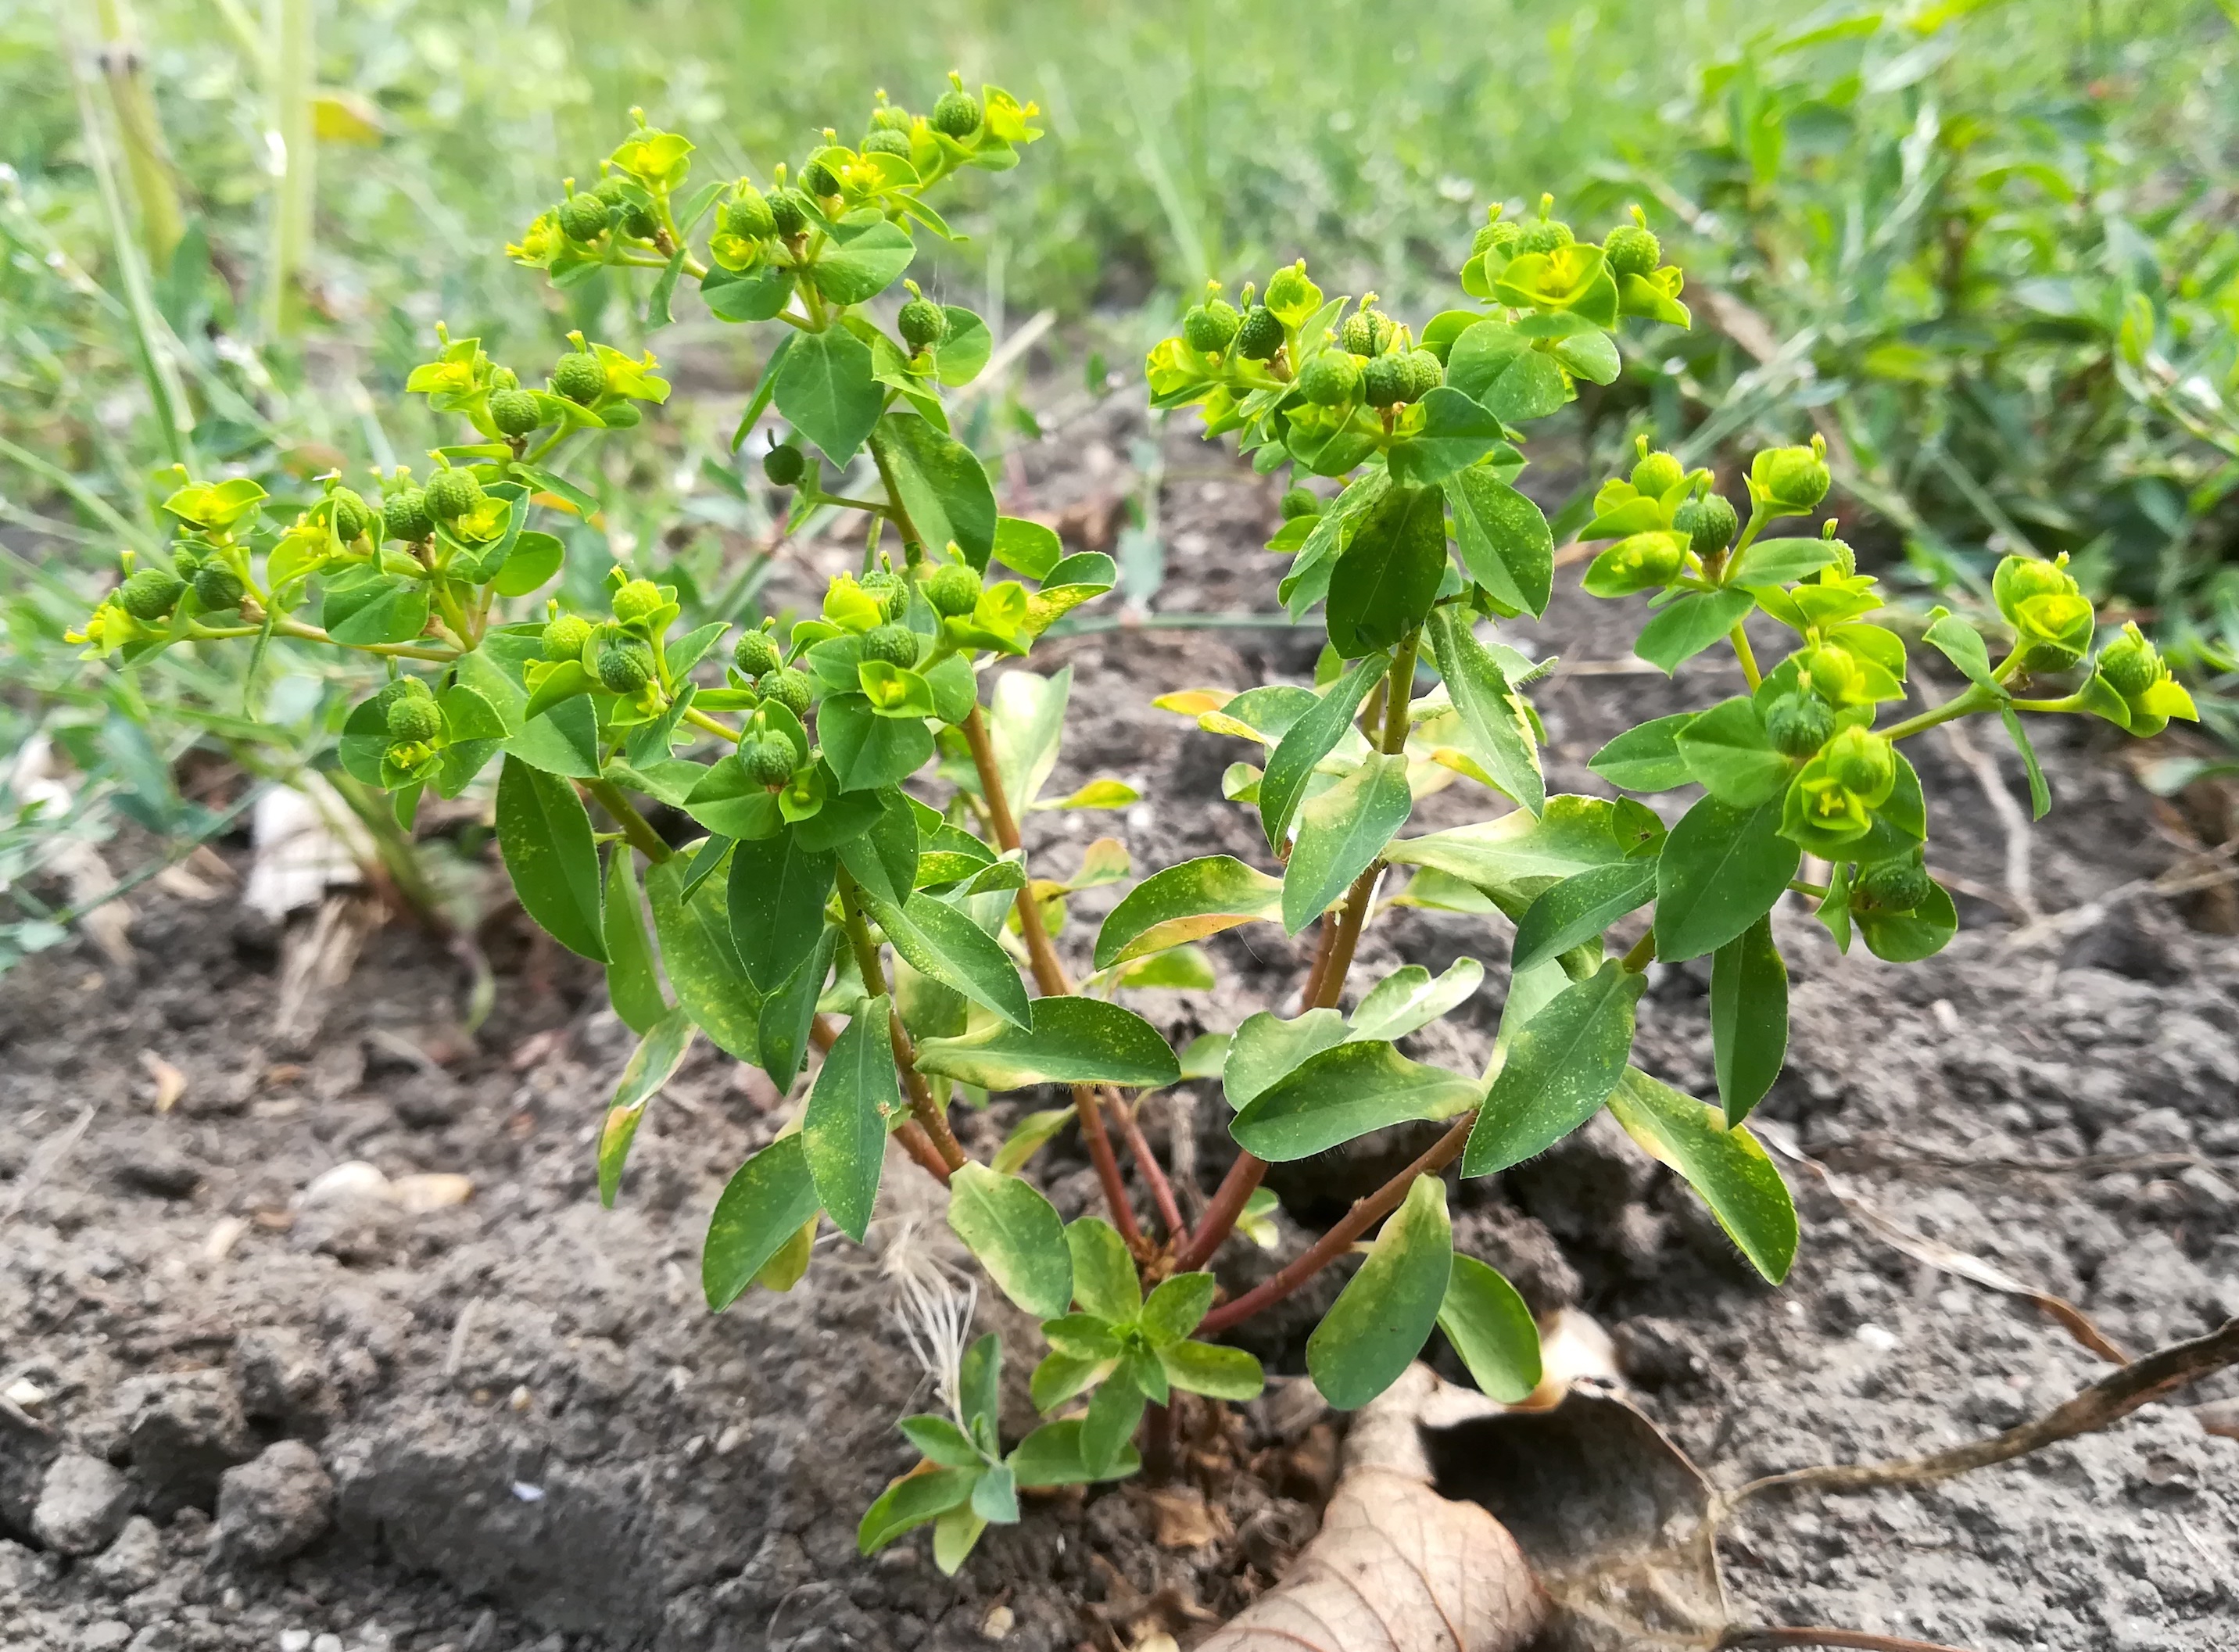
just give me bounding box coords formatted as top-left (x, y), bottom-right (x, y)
top-left (4, 0), bottom-right (2237, 959)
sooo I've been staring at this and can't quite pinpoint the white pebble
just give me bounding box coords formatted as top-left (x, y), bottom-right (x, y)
top-left (278, 1632), bottom-right (310, 1652)
top-left (1855, 1322), bottom-right (1900, 1352)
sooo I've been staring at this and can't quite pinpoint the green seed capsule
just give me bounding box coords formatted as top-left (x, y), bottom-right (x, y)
top-left (1279, 486), bottom-right (1318, 520)
top-left (552, 352), bottom-right (607, 406)
top-left (1855, 858), bottom-right (1933, 912)
top-left (1360, 353), bottom-right (1410, 408)
top-left (930, 87), bottom-right (982, 138)
top-left (1603, 223), bottom-right (1660, 278)
top-left (543, 613), bottom-right (595, 662)
top-left (870, 104), bottom-right (913, 132)
top-left (1183, 300), bottom-right (1241, 355)
top-left (118, 568), bottom-right (185, 622)
top-left (861, 129), bottom-right (912, 158)
top-left (383, 487), bottom-right (433, 543)
top-left (925, 561), bottom-right (981, 617)
top-left (1264, 262), bottom-right (1313, 314)
top-left (758, 667), bottom-right (811, 718)
top-left (1763, 693), bottom-right (1834, 758)
top-left (1400, 348), bottom-right (1444, 402)
top-left (1631, 450), bottom-right (1686, 499)
top-left (600, 402), bottom-right (641, 429)
top-left (898, 296), bottom-right (948, 351)
top-left (1236, 306), bottom-right (1283, 361)
top-left (1825, 727), bottom-right (1893, 797)
top-left (1514, 218), bottom-right (1574, 256)
top-left (593, 174), bottom-right (657, 238)
top-left (768, 188), bottom-right (811, 240)
top-left (763, 443), bottom-right (806, 488)
top-left (489, 389), bottom-right (543, 437)
top-left (859, 568), bottom-right (910, 622)
top-left (724, 185), bottom-right (777, 240)
top-left (861, 622), bottom-right (920, 667)
top-left (171, 546), bottom-right (204, 579)
top-left (2096, 623), bottom-right (2161, 697)
top-left (424, 467), bottom-right (483, 521)
top-left (800, 159), bottom-right (841, 198)
top-left (733, 626), bottom-right (783, 678)
top-left (1671, 494), bottom-right (1739, 558)
top-left (385, 695), bottom-right (442, 743)
top-left (556, 192), bottom-right (611, 243)
top-left (611, 579), bottom-right (663, 625)
top-left (591, 627), bottom-right (656, 694)
top-left (1477, 220), bottom-right (1522, 258)
top-left (1298, 350), bottom-right (1360, 407)
top-left (1339, 308), bottom-right (1394, 357)
top-left (328, 487), bottom-right (372, 543)
top-left (744, 733), bottom-right (800, 787)
top-left (193, 564), bottom-right (245, 611)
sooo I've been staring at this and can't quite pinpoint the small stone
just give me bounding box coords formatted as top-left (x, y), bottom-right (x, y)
top-left (84, 1622), bottom-right (132, 1651)
top-left (390, 1070), bottom-right (467, 1129)
top-left (279, 1632), bottom-right (312, 1652)
top-left (214, 1441), bottom-right (333, 1564)
top-left (30, 1452), bottom-right (135, 1555)
top-left (87, 1517), bottom-right (166, 1596)
top-left (313, 1636), bottom-right (343, 1652)
top-left (127, 1625), bottom-right (182, 1652)
top-left (980, 1602), bottom-right (1015, 1640)
top-left (3, 1378), bottom-right (48, 1414)
top-left (116, 1371), bottom-right (255, 1516)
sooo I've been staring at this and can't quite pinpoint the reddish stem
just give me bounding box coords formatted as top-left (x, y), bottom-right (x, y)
top-left (1116, 1093), bottom-right (1186, 1237)
top-left (1199, 1109), bottom-right (1474, 1335)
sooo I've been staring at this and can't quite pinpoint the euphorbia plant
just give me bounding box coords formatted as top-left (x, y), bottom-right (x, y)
top-left (70, 87), bottom-right (2194, 1579)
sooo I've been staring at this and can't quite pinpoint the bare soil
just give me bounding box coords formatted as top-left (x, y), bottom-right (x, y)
top-left (4, 403), bottom-right (2237, 1652)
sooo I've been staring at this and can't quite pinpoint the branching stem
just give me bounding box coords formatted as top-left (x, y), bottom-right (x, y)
top-left (836, 867), bottom-right (966, 1174)
top-left (582, 779), bottom-right (671, 863)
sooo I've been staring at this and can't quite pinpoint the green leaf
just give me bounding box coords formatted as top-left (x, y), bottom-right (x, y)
top-left (1588, 712), bottom-right (1696, 793)
top-left (1030, 1349), bottom-right (1116, 1414)
top-left (916, 996), bottom-right (1178, 1091)
top-left (323, 571), bottom-right (430, 646)
top-left (1066, 1217), bottom-right (1141, 1322)
top-left (602, 849), bottom-right (668, 1034)
top-left (1327, 485), bottom-right (1445, 658)
top-left (1653, 794), bottom-right (1800, 962)
top-left (506, 695), bottom-right (604, 779)
top-left (858, 887), bottom-right (1030, 1028)
top-left (1111, 944), bottom-right (1215, 990)
top-left (1510, 859), bottom-right (1658, 974)
top-left (947, 1163), bottom-right (1072, 1318)
top-left (1553, 328), bottom-right (1621, 385)
top-left (682, 758), bottom-right (783, 840)
top-left (2001, 708), bottom-right (2051, 820)
top-left (1728, 535), bottom-right (1836, 587)
top-left (803, 997), bottom-right (899, 1242)
top-left (1710, 915), bottom-right (1787, 1127)
top-left (647, 243), bottom-right (687, 325)
top-left (991, 515), bottom-right (1062, 579)
top-left (899, 1416), bottom-right (985, 1469)
top-left (495, 757), bottom-right (607, 962)
top-left (1157, 1341), bottom-right (1264, 1400)
top-left (819, 692), bottom-right (937, 791)
top-left (1080, 1368), bottom-right (1145, 1475)
top-left (1923, 608), bottom-right (2003, 693)
top-left (1606, 1068), bottom-right (1797, 1284)
top-left (1306, 1174), bottom-right (1453, 1410)
top-left (702, 263), bottom-right (795, 322)
top-left (493, 530), bottom-right (564, 597)
top-left (1010, 1420), bottom-right (1140, 1487)
top-left (1094, 856), bottom-right (1284, 969)
top-left (773, 325), bottom-right (883, 462)
top-left (1437, 1256), bottom-right (1541, 1403)
top-left (646, 851), bottom-right (763, 1063)
top-left (809, 219), bottom-right (915, 304)
top-left (933, 306), bottom-right (992, 387)
top-left (872, 413), bottom-right (996, 569)
top-left (1385, 794), bottom-right (1666, 921)
top-left (704, 1133), bottom-right (822, 1309)
top-left (1445, 467), bottom-right (1553, 618)
top-left (834, 788), bottom-right (919, 906)
top-left (970, 1462), bottom-right (1019, 1525)
top-left (1463, 961), bottom-right (1643, 1176)
top-left (1635, 589), bottom-right (1757, 675)
top-left (856, 1465), bottom-right (979, 1554)
top-left (759, 930), bottom-right (836, 1091)
top-left (959, 1331), bottom-right (1001, 1443)
top-left (1281, 753), bottom-right (1413, 934)
top-left (1426, 606), bottom-right (1544, 813)
top-left (1676, 696), bottom-right (1791, 807)
top-left (931, 1506), bottom-right (987, 1575)
top-left (728, 826), bottom-right (839, 993)
top-left (1259, 652), bottom-right (1386, 851)
top-left (1385, 388), bottom-right (1505, 486)
top-left (981, 667), bottom-right (1071, 817)
top-left (1347, 958), bottom-right (1485, 1043)
top-left (598, 1005), bottom-right (695, 1206)
top-left (1854, 877), bottom-right (1958, 963)
top-left (1139, 1273), bottom-right (1216, 1346)
top-left (1481, 349), bottom-right (1571, 423)
top-left (1234, 1040), bottom-right (1481, 1161)
top-left (1223, 1009), bottom-right (1349, 1110)
top-left (993, 1106), bottom-right (1074, 1175)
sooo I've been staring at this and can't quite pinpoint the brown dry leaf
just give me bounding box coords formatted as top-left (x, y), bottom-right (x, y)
top-left (1143, 1486), bottom-right (1227, 1550)
top-left (1198, 1365), bottom-right (1548, 1652)
top-left (138, 1051), bottom-right (188, 1114)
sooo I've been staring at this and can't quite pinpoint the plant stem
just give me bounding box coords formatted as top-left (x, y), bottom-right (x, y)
top-left (958, 704), bottom-right (1143, 1245)
top-left (94, 0), bottom-right (184, 267)
top-left (582, 779), bottom-right (672, 863)
top-left (683, 707), bottom-right (743, 744)
top-left (1116, 1095), bottom-right (1186, 1237)
top-left (1620, 929), bottom-right (1657, 973)
top-left (1200, 1109), bottom-right (1476, 1335)
top-left (869, 435), bottom-right (926, 566)
top-left (836, 867), bottom-right (967, 1174)
top-left (1729, 622), bottom-right (1763, 690)
top-left (1882, 682), bottom-right (1997, 743)
top-left (1180, 630), bottom-right (1418, 1273)
top-left (265, 0), bottom-right (314, 340)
